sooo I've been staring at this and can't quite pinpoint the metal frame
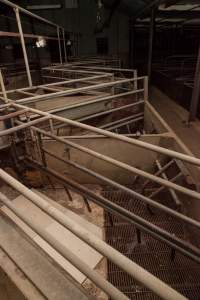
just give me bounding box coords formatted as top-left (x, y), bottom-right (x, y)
top-left (0, 100), bottom-right (200, 298)
top-left (0, 169), bottom-right (187, 300)
top-left (0, 60), bottom-right (200, 300)
top-left (0, 0), bottom-right (79, 84)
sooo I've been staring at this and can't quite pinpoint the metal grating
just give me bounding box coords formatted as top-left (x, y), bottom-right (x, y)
top-left (103, 190), bottom-right (200, 300)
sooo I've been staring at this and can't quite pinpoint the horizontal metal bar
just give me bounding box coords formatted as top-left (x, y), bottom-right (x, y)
top-left (9, 102), bottom-right (200, 169)
top-left (18, 90), bottom-right (36, 96)
top-left (0, 108), bottom-right (28, 121)
top-left (0, 190), bottom-right (127, 300)
top-left (43, 66), bottom-right (111, 75)
top-left (16, 77), bottom-right (145, 104)
top-left (49, 90), bottom-right (143, 116)
top-left (100, 113), bottom-right (144, 129)
top-left (42, 86), bottom-right (63, 92)
top-left (106, 116), bottom-right (144, 131)
top-left (0, 116), bottom-right (50, 137)
top-left (77, 101), bottom-right (144, 123)
top-left (42, 75), bottom-right (68, 81)
top-left (0, 169), bottom-right (187, 300)
top-left (102, 115), bottom-right (144, 131)
top-left (74, 66), bottom-right (136, 73)
top-left (0, 74), bottom-right (112, 96)
top-left (0, 31), bottom-right (63, 41)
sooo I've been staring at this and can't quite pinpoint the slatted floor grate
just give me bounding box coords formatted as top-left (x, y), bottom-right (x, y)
top-left (103, 190), bottom-right (200, 300)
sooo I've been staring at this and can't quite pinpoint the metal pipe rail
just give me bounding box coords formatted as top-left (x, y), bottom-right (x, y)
top-left (0, 0), bottom-right (80, 85)
top-left (26, 125), bottom-right (200, 231)
top-left (48, 90), bottom-right (144, 118)
top-left (2, 101), bottom-right (196, 242)
top-left (26, 158), bottom-right (200, 264)
top-left (0, 116), bottom-right (50, 137)
top-left (1, 103), bottom-right (200, 214)
top-left (42, 66), bottom-right (114, 75)
top-left (1, 103), bottom-right (199, 261)
top-left (1, 102), bottom-right (200, 202)
top-left (0, 0), bottom-right (65, 29)
top-left (34, 126), bottom-right (200, 204)
top-left (0, 74), bottom-right (114, 96)
top-left (0, 191), bottom-right (127, 300)
top-left (42, 147), bottom-right (199, 233)
top-left (0, 169), bottom-right (187, 300)
top-left (1, 101), bottom-right (200, 169)
top-left (77, 101), bottom-right (144, 123)
top-left (15, 76), bottom-right (146, 104)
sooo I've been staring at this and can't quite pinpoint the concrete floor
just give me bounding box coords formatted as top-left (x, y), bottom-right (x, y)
top-left (150, 86), bottom-right (200, 158)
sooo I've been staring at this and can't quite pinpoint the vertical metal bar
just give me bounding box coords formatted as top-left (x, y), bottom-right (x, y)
top-left (57, 26), bottom-right (62, 64)
top-left (15, 8), bottom-right (32, 87)
top-left (0, 70), bottom-right (8, 102)
top-left (62, 28), bottom-right (67, 63)
top-left (49, 119), bottom-right (54, 134)
top-left (189, 43), bottom-right (200, 122)
top-left (36, 132), bottom-right (47, 167)
top-left (155, 160), bottom-right (181, 208)
top-left (83, 196), bottom-right (92, 212)
top-left (144, 76), bottom-right (148, 101)
top-left (147, 7), bottom-right (156, 84)
top-left (64, 186), bottom-right (73, 202)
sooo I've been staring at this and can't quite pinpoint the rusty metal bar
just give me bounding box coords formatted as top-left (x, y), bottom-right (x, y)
top-left (149, 172), bottom-right (183, 199)
top-left (155, 160), bottom-right (181, 207)
top-left (4, 102), bottom-right (200, 169)
top-left (142, 159), bottom-right (175, 191)
top-left (0, 109), bottom-right (28, 121)
top-left (29, 125), bottom-right (200, 205)
top-left (0, 116), bottom-right (49, 137)
top-left (0, 190), bottom-right (128, 300)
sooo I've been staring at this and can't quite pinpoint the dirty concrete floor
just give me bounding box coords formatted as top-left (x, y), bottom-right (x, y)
top-left (37, 184), bottom-right (107, 300)
top-left (150, 86), bottom-right (200, 158)
top-left (0, 177), bottom-right (107, 300)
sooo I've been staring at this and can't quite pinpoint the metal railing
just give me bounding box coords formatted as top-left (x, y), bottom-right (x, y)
top-left (0, 169), bottom-right (187, 300)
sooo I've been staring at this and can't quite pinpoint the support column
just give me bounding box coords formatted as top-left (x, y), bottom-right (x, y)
top-left (147, 7), bottom-right (156, 84)
top-left (189, 43), bottom-right (200, 122)
top-left (0, 70), bottom-right (8, 102)
top-left (62, 28), bottom-right (67, 63)
top-left (15, 8), bottom-right (32, 87)
top-left (129, 18), bottom-right (134, 68)
top-left (57, 26), bottom-right (62, 64)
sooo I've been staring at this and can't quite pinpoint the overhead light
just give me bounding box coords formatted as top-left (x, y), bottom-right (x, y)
top-left (36, 37), bottom-right (47, 48)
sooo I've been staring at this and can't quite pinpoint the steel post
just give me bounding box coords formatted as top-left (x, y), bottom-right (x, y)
top-left (0, 70), bottom-right (8, 102)
top-left (147, 7), bottom-right (156, 84)
top-left (15, 8), bottom-right (32, 87)
top-left (62, 28), bottom-right (67, 63)
top-left (57, 26), bottom-right (62, 64)
top-left (189, 43), bottom-right (200, 122)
